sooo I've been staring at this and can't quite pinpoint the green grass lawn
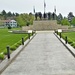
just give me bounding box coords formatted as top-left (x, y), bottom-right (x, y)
top-left (0, 28), bottom-right (28, 53)
top-left (62, 32), bottom-right (75, 42)
top-left (61, 32), bottom-right (75, 48)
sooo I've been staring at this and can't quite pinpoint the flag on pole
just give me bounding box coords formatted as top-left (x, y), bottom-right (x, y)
top-left (54, 6), bottom-right (56, 13)
top-left (44, 0), bottom-right (46, 13)
top-left (44, 0), bottom-right (46, 8)
top-left (33, 6), bottom-right (35, 13)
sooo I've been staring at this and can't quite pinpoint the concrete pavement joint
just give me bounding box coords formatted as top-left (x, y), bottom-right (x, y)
top-left (0, 33), bottom-right (36, 74)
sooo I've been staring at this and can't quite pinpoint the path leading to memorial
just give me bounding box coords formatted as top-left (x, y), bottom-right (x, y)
top-left (1, 31), bottom-right (75, 75)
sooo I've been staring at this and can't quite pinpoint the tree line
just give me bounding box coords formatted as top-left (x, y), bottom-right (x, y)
top-left (35, 12), bottom-right (75, 26)
top-left (0, 10), bottom-right (34, 27)
top-left (57, 12), bottom-right (75, 26)
top-left (0, 10), bottom-right (75, 27)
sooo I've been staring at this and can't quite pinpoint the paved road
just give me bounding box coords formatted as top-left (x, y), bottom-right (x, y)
top-left (1, 32), bottom-right (75, 75)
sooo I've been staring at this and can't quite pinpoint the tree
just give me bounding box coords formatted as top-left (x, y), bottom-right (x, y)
top-left (52, 12), bottom-right (55, 20)
top-left (61, 18), bottom-right (70, 26)
top-left (35, 13), bottom-right (38, 20)
top-left (12, 13), bottom-right (15, 16)
top-left (38, 12), bottom-right (42, 20)
top-left (16, 15), bottom-right (25, 27)
top-left (43, 12), bottom-right (47, 19)
top-left (1, 10), bottom-right (6, 16)
top-left (57, 13), bottom-right (63, 21)
top-left (7, 11), bottom-right (12, 17)
top-left (15, 13), bottom-right (19, 16)
top-left (15, 13), bottom-right (34, 27)
top-left (68, 12), bottom-right (74, 22)
top-left (1, 10), bottom-right (7, 19)
top-left (29, 13), bottom-right (34, 25)
top-left (48, 12), bottom-right (51, 20)
top-left (57, 13), bottom-right (63, 24)
top-left (71, 17), bottom-right (75, 26)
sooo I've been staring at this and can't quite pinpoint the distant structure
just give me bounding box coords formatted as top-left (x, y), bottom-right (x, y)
top-left (34, 1), bottom-right (57, 20)
top-left (0, 20), bottom-right (17, 28)
top-left (44, 0), bottom-right (46, 13)
top-left (54, 6), bottom-right (56, 20)
top-left (33, 6), bottom-right (35, 14)
top-left (44, 0), bottom-right (46, 19)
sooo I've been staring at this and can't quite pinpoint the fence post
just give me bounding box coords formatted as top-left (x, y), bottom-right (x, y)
top-left (7, 46), bottom-right (10, 59)
top-left (28, 33), bottom-right (30, 39)
top-left (57, 31), bottom-right (58, 35)
top-left (32, 31), bottom-right (33, 36)
top-left (60, 33), bottom-right (61, 38)
top-left (65, 36), bottom-right (68, 44)
top-left (22, 38), bottom-right (24, 45)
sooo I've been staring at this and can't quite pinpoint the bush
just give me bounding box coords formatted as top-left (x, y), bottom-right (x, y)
top-left (3, 49), bottom-right (8, 55)
top-left (14, 43), bottom-right (19, 47)
top-left (10, 40), bottom-right (22, 51)
top-left (24, 36), bottom-right (28, 41)
top-left (67, 38), bottom-right (73, 44)
top-left (61, 18), bottom-right (70, 26)
top-left (10, 45), bottom-right (16, 51)
top-left (3, 49), bottom-right (12, 55)
top-left (17, 41), bottom-right (21, 45)
top-left (71, 42), bottom-right (75, 48)
top-left (61, 35), bottom-right (65, 40)
top-left (8, 26), bottom-right (12, 29)
top-left (0, 53), bottom-right (5, 60)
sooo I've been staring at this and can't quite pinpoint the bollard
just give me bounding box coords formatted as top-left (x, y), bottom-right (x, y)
top-left (32, 31), bottom-right (33, 36)
top-left (65, 36), bottom-right (68, 44)
top-left (55, 30), bottom-right (56, 33)
top-left (28, 33), bottom-right (30, 39)
top-left (22, 38), bottom-right (24, 45)
top-left (60, 33), bottom-right (61, 38)
top-left (57, 31), bottom-right (58, 35)
top-left (7, 46), bottom-right (10, 59)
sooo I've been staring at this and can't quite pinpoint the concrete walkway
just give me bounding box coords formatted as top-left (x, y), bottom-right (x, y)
top-left (1, 32), bottom-right (75, 75)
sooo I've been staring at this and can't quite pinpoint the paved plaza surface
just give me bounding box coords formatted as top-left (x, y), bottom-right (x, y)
top-left (1, 31), bottom-right (75, 75)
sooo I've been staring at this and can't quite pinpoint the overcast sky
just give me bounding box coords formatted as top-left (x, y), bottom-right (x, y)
top-left (0, 0), bottom-right (75, 17)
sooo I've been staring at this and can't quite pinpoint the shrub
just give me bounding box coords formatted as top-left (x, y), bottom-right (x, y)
top-left (17, 41), bottom-right (21, 45)
top-left (24, 36), bottom-right (28, 41)
top-left (10, 40), bottom-right (21, 51)
top-left (3, 49), bottom-right (12, 55)
top-left (14, 43), bottom-right (19, 47)
top-left (3, 49), bottom-right (8, 55)
top-left (72, 44), bottom-right (75, 48)
top-left (10, 45), bottom-right (16, 51)
top-left (71, 42), bottom-right (75, 48)
top-left (61, 35), bottom-right (65, 40)
top-left (67, 38), bottom-right (73, 44)
top-left (8, 26), bottom-right (12, 29)
top-left (0, 53), bottom-right (5, 60)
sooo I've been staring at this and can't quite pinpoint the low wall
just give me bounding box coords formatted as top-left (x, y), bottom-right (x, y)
top-left (22, 20), bottom-right (69, 31)
top-left (33, 20), bottom-right (58, 30)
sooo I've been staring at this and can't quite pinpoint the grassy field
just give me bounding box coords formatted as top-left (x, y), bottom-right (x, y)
top-left (0, 28), bottom-right (28, 53)
top-left (62, 32), bottom-right (75, 41)
top-left (61, 32), bottom-right (75, 48)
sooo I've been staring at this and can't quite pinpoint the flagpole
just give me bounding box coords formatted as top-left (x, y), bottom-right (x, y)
top-left (54, 6), bottom-right (56, 20)
top-left (33, 6), bottom-right (35, 14)
top-left (44, 0), bottom-right (45, 13)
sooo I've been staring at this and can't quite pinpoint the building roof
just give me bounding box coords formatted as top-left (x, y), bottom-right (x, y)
top-left (0, 19), bottom-right (16, 23)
